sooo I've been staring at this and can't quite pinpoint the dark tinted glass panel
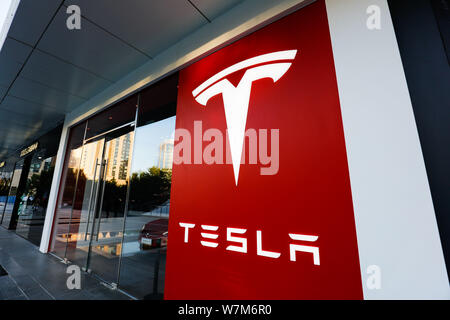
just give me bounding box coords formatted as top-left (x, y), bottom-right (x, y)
top-left (1, 159), bottom-right (25, 229)
top-left (15, 154), bottom-right (56, 245)
top-left (0, 166), bottom-right (13, 223)
top-left (85, 95), bottom-right (138, 140)
top-left (137, 73), bottom-right (178, 127)
top-left (51, 123), bottom-right (86, 257)
top-left (15, 125), bottom-right (61, 245)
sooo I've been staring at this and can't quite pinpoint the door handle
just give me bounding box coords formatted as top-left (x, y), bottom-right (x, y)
top-left (84, 159), bottom-right (101, 241)
top-left (96, 158), bottom-right (108, 241)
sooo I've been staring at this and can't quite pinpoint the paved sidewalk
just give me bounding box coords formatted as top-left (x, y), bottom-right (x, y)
top-left (0, 227), bottom-right (129, 300)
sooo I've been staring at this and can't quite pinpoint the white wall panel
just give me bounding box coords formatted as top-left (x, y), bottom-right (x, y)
top-left (325, 0), bottom-right (449, 299)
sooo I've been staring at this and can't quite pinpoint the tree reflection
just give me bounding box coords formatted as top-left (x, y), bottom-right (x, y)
top-left (129, 166), bottom-right (172, 213)
top-left (61, 166), bottom-right (171, 215)
top-left (102, 178), bottom-right (127, 218)
top-left (25, 167), bottom-right (54, 212)
top-left (60, 168), bottom-right (87, 210)
top-left (0, 176), bottom-right (11, 196)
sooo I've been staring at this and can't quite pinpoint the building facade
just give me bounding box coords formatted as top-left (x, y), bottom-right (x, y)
top-left (0, 0), bottom-right (449, 299)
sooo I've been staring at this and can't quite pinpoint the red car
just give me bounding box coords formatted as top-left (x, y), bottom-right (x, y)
top-left (139, 218), bottom-right (168, 249)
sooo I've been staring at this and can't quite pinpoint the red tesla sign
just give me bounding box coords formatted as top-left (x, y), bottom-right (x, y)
top-left (165, 0), bottom-right (363, 299)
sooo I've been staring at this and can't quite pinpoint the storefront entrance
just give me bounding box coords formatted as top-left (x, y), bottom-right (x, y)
top-left (51, 74), bottom-right (178, 298)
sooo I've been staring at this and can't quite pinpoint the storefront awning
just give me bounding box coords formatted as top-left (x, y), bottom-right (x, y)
top-left (0, 0), bottom-right (242, 160)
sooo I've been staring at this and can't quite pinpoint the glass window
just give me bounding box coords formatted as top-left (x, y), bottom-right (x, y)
top-left (0, 165), bottom-right (13, 223)
top-left (1, 159), bottom-right (27, 229)
top-left (118, 73), bottom-right (178, 299)
top-left (14, 125), bottom-right (62, 245)
top-left (119, 116), bottom-right (175, 299)
top-left (51, 122), bottom-right (86, 257)
top-left (15, 153), bottom-right (57, 245)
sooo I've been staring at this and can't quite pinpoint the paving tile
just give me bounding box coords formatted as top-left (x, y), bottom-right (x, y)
top-left (85, 285), bottom-right (130, 300)
top-left (0, 276), bottom-right (24, 298)
top-left (22, 285), bottom-right (54, 300)
top-left (0, 259), bottom-right (28, 277)
top-left (0, 227), bottom-right (129, 300)
top-left (58, 290), bottom-right (94, 300)
top-left (9, 274), bottom-right (39, 291)
top-left (5, 294), bottom-right (28, 300)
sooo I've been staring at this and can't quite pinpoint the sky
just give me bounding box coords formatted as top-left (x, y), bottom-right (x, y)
top-left (131, 116), bottom-right (176, 173)
top-left (0, 0), bottom-right (16, 52)
top-left (0, 1), bottom-right (12, 21)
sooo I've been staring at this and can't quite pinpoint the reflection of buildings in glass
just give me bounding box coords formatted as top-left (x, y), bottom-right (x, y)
top-left (29, 157), bottom-right (55, 176)
top-left (67, 148), bottom-right (82, 170)
top-left (80, 142), bottom-right (104, 180)
top-left (10, 167), bottom-right (22, 192)
top-left (0, 170), bottom-right (12, 202)
top-left (158, 139), bottom-right (174, 169)
top-left (0, 171), bottom-right (12, 186)
top-left (41, 157), bottom-right (55, 173)
top-left (105, 133), bottom-right (133, 185)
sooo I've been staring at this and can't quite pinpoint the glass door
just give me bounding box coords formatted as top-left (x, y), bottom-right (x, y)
top-left (51, 94), bottom-right (137, 286)
top-left (63, 124), bottom-right (134, 285)
top-left (85, 126), bottom-right (134, 285)
top-left (64, 137), bottom-right (105, 270)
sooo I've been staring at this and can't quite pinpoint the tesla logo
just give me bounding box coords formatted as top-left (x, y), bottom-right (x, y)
top-left (179, 222), bottom-right (320, 265)
top-left (192, 50), bottom-right (297, 185)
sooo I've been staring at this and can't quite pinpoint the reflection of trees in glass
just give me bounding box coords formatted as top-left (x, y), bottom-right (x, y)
top-left (62, 168), bottom-right (77, 205)
top-left (102, 178), bottom-right (128, 218)
top-left (0, 177), bottom-right (11, 196)
top-left (59, 165), bottom-right (172, 216)
top-left (61, 168), bottom-right (87, 209)
top-left (74, 170), bottom-right (87, 210)
top-left (129, 166), bottom-right (172, 213)
top-left (25, 166), bottom-right (55, 211)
